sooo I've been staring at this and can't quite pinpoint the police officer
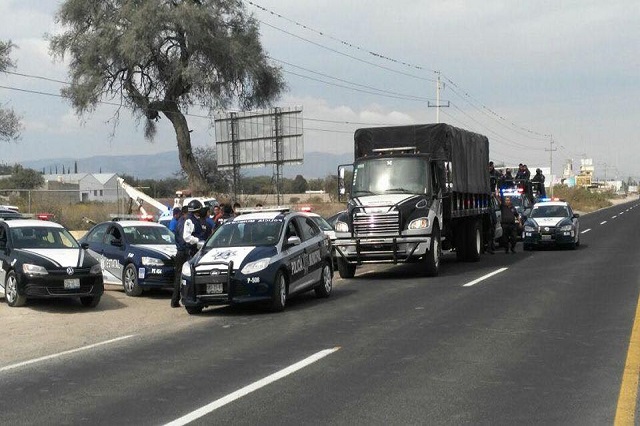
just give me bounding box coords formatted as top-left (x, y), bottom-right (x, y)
top-left (489, 161), bottom-right (502, 193)
top-left (500, 197), bottom-right (520, 254)
top-left (531, 168), bottom-right (546, 197)
top-left (168, 207), bottom-right (182, 233)
top-left (171, 199), bottom-right (205, 308)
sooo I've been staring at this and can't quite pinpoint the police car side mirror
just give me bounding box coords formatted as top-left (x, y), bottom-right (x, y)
top-left (573, 213), bottom-right (580, 218)
top-left (81, 242), bottom-right (89, 250)
top-left (286, 236), bottom-right (301, 248)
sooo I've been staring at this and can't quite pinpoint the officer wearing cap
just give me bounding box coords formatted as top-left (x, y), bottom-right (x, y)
top-left (168, 207), bottom-right (182, 233)
top-left (171, 199), bottom-right (205, 308)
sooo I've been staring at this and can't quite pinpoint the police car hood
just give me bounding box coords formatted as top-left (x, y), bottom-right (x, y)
top-left (131, 244), bottom-right (177, 259)
top-left (195, 246), bottom-right (276, 271)
top-left (530, 217), bottom-right (570, 227)
top-left (14, 248), bottom-right (93, 268)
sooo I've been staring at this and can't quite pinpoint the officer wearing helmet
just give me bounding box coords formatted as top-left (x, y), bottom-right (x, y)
top-left (531, 168), bottom-right (546, 198)
top-left (171, 199), bottom-right (205, 308)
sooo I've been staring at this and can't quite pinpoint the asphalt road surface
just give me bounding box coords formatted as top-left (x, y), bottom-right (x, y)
top-left (2, 199), bottom-right (640, 425)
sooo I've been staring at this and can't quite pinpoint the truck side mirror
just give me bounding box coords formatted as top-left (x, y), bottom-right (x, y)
top-left (337, 164), bottom-right (353, 202)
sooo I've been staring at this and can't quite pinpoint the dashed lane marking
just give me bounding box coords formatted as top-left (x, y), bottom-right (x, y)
top-left (581, 229), bottom-right (591, 234)
top-left (164, 347), bottom-right (341, 426)
top-left (613, 216), bottom-right (618, 219)
top-left (0, 335), bottom-right (135, 373)
top-left (462, 267), bottom-right (508, 287)
top-left (601, 221), bottom-right (608, 225)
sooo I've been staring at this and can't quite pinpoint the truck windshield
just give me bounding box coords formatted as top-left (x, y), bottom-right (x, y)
top-left (352, 157), bottom-right (429, 196)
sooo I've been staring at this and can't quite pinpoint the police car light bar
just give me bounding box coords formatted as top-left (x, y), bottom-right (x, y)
top-left (235, 206), bottom-right (291, 215)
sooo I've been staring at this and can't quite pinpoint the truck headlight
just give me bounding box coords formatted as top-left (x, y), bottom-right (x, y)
top-left (23, 263), bottom-right (48, 276)
top-left (142, 256), bottom-right (164, 266)
top-left (241, 258), bottom-right (270, 275)
top-left (559, 224), bottom-right (573, 231)
top-left (408, 217), bottom-right (429, 230)
top-left (335, 221), bottom-right (349, 233)
top-left (524, 225), bottom-right (536, 232)
top-left (181, 262), bottom-right (192, 277)
top-left (90, 263), bottom-right (102, 275)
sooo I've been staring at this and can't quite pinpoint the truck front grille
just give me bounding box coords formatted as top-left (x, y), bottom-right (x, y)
top-left (353, 212), bottom-right (400, 236)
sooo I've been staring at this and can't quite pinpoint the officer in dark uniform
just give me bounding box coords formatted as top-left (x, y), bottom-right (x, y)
top-left (500, 197), bottom-right (520, 254)
top-left (171, 199), bottom-right (205, 308)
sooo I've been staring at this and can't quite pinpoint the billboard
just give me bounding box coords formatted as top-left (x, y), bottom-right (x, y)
top-left (215, 107), bottom-right (303, 169)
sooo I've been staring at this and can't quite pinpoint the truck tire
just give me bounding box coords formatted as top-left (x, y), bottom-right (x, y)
top-left (337, 258), bottom-right (356, 279)
top-left (466, 219), bottom-right (482, 262)
top-left (424, 224), bottom-right (441, 277)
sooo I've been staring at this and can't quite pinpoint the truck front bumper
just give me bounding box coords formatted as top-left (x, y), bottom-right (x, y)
top-left (333, 236), bottom-right (432, 264)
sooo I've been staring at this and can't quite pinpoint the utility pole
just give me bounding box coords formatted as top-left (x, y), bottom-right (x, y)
top-left (428, 71), bottom-right (450, 123)
top-left (545, 136), bottom-right (557, 198)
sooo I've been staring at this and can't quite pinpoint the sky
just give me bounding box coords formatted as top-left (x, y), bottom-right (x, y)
top-left (0, 0), bottom-right (638, 179)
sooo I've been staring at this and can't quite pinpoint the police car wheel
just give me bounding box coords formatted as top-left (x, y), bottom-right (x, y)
top-left (270, 270), bottom-right (287, 312)
top-left (80, 295), bottom-right (101, 308)
top-left (314, 262), bottom-right (332, 298)
top-left (186, 306), bottom-right (203, 315)
top-left (5, 271), bottom-right (27, 307)
top-left (123, 264), bottom-right (143, 297)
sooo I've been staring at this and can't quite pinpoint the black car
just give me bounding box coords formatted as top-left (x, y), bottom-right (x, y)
top-left (80, 220), bottom-right (176, 296)
top-left (0, 219), bottom-right (103, 307)
top-left (0, 208), bottom-right (24, 220)
top-left (180, 208), bottom-right (333, 314)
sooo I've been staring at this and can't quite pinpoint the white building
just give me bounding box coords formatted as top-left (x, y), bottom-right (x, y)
top-left (42, 173), bottom-right (121, 202)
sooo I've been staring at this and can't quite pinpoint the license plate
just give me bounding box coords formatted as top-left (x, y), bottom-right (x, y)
top-left (64, 278), bottom-right (80, 289)
top-left (206, 283), bottom-right (223, 294)
top-left (541, 235), bottom-right (552, 241)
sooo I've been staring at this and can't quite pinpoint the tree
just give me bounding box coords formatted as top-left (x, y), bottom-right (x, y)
top-left (0, 165), bottom-right (44, 190)
top-left (0, 40), bottom-right (22, 142)
top-left (186, 146), bottom-right (233, 194)
top-left (49, 0), bottom-right (285, 193)
top-left (291, 175), bottom-right (308, 193)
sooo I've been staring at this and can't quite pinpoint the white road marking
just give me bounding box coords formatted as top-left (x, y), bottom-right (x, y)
top-left (164, 347), bottom-right (341, 426)
top-left (0, 335), bottom-right (135, 373)
top-left (581, 228), bottom-right (591, 234)
top-left (601, 221), bottom-right (608, 225)
top-left (463, 267), bottom-right (508, 287)
top-left (620, 212), bottom-right (625, 215)
top-left (612, 215), bottom-right (618, 219)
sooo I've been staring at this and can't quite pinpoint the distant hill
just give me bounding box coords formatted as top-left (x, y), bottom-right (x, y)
top-left (22, 150), bottom-right (353, 180)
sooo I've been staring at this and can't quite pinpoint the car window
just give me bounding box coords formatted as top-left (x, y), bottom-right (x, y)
top-left (123, 226), bottom-right (175, 245)
top-left (11, 226), bottom-right (79, 249)
top-left (297, 217), bottom-right (321, 241)
top-left (104, 226), bottom-right (122, 245)
top-left (308, 216), bottom-right (333, 232)
top-left (285, 219), bottom-right (301, 242)
top-left (86, 223), bottom-right (109, 244)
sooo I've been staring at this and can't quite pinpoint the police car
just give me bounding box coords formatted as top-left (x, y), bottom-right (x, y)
top-left (80, 221), bottom-right (176, 296)
top-left (0, 219), bottom-right (103, 307)
top-left (180, 207), bottom-right (333, 314)
top-left (522, 199), bottom-right (580, 250)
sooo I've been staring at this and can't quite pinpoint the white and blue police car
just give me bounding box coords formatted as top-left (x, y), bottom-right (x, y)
top-left (180, 207), bottom-right (333, 314)
top-left (0, 219), bottom-right (103, 307)
top-left (522, 199), bottom-right (580, 250)
top-left (80, 220), bottom-right (176, 296)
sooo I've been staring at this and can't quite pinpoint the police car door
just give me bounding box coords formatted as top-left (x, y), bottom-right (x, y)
top-left (294, 216), bottom-right (324, 290)
top-left (102, 224), bottom-right (125, 284)
top-left (83, 223), bottom-right (109, 263)
top-left (0, 225), bottom-right (8, 294)
top-left (283, 218), bottom-right (307, 293)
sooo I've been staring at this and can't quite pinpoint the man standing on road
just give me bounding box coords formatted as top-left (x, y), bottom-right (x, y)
top-left (171, 200), bottom-right (205, 308)
top-left (500, 197), bottom-right (520, 254)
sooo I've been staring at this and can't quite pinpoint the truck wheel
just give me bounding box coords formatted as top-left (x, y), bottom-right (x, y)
top-left (186, 305), bottom-right (204, 315)
top-left (337, 258), bottom-right (356, 279)
top-left (424, 224), bottom-right (441, 277)
top-left (123, 264), bottom-right (143, 297)
top-left (466, 219), bottom-right (482, 262)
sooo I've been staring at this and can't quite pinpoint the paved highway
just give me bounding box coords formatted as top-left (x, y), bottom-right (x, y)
top-left (2, 199), bottom-right (640, 425)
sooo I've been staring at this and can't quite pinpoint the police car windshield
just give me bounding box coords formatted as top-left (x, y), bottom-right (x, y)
top-left (206, 219), bottom-right (283, 248)
top-left (530, 205), bottom-right (569, 218)
top-left (123, 226), bottom-right (175, 245)
top-left (10, 226), bottom-right (79, 249)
